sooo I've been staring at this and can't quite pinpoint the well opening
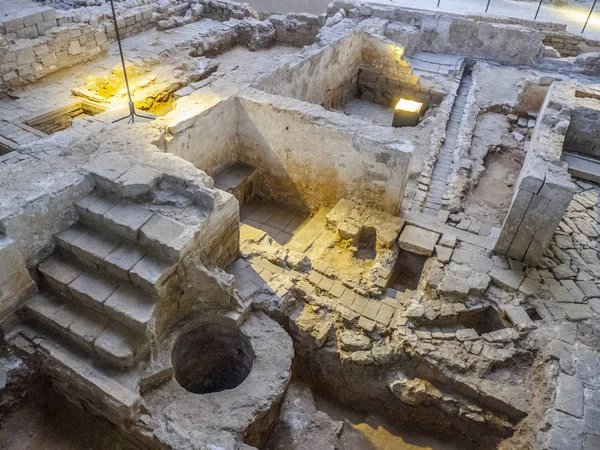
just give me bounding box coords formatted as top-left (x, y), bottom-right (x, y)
top-left (172, 320), bottom-right (255, 394)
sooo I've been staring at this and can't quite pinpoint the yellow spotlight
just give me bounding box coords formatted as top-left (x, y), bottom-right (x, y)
top-left (395, 98), bottom-right (423, 113)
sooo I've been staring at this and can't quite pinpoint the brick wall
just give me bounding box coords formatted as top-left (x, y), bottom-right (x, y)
top-left (323, 74), bottom-right (358, 109)
top-left (542, 32), bottom-right (600, 58)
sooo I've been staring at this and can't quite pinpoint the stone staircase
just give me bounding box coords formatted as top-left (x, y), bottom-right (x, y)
top-left (21, 190), bottom-right (182, 369)
top-left (7, 187), bottom-right (194, 424)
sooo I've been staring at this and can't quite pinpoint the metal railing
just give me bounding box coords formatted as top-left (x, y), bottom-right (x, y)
top-left (433, 0), bottom-right (598, 33)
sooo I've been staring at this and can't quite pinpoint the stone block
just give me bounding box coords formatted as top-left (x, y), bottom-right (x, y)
top-left (561, 303), bottom-right (593, 321)
top-left (16, 25), bottom-right (39, 39)
top-left (545, 409), bottom-right (584, 450)
top-left (502, 305), bottom-right (535, 330)
top-left (84, 153), bottom-right (132, 191)
top-left (439, 233), bottom-right (457, 248)
top-left (42, 8), bottom-right (56, 22)
top-left (23, 12), bottom-right (43, 27)
top-left (103, 202), bottom-right (154, 242)
top-left (104, 243), bottom-right (146, 280)
top-left (358, 316), bottom-right (375, 332)
top-left (68, 40), bottom-right (83, 56)
top-left (69, 270), bottom-right (119, 310)
top-left (519, 277), bottom-right (541, 296)
top-left (129, 254), bottom-right (176, 294)
top-left (555, 373), bottom-right (584, 418)
top-left (490, 267), bottom-right (524, 291)
top-left (398, 225), bottom-right (440, 256)
top-left (435, 245), bottom-right (452, 263)
top-left (16, 46), bottom-right (35, 66)
top-left (456, 328), bottom-right (478, 341)
top-left (139, 214), bottom-right (193, 261)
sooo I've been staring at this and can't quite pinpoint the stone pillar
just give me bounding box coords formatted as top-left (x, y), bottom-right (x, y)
top-left (0, 236), bottom-right (35, 321)
top-left (495, 162), bottom-right (575, 265)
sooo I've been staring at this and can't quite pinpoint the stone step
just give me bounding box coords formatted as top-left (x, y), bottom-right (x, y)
top-left (74, 192), bottom-right (194, 262)
top-left (54, 223), bottom-right (175, 295)
top-left (38, 254), bottom-right (156, 334)
top-left (25, 292), bottom-right (149, 368)
top-left (7, 323), bottom-right (141, 424)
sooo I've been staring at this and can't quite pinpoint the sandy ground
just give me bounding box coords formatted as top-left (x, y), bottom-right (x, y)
top-left (366, 0), bottom-right (600, 38)
top-left (463, 146), bottom-right (525, 227)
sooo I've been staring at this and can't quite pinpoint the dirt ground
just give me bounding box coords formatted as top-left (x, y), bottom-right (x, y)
top-left (0, 389), bottom-right (138, 450)
top-left (462, 112), bottom-right (525, 227)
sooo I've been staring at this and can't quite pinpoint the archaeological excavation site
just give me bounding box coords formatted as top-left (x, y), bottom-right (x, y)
top-left (2, 0), bottom-right (600, 448)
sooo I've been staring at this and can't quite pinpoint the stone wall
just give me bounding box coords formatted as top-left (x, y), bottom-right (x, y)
top-left (543, 32), bottom-right (600, 58)
top-left (564, 102), bottom-right (600, 158)
top-left (255, 29), bottom-right (364, 107)
top-left (0, 236), bottom-right (35, 321)
top-left (329, 1), bottom-right (546, 65)
top-left (358, 35), bottom-right (445, 108)
top-left (195, 0), bottom-right (322, 47)
top-left (268, 13), bottom-right (323, 47)
top-left (0, 23), bottom-right (109, 92)
top-left (0, 3), bottom-right (158, 94)
top-left (164, 96), bottom-right (238, 175)
top-left (495, 82), bottom-right (577, 265)
top-left (236, 92), bottom-right (413, 213)
top-left (161, 91), bottom-right (415, 214)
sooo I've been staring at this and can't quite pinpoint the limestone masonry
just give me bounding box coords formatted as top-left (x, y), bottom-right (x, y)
top-left (0, 0), bottom-right (600, 449)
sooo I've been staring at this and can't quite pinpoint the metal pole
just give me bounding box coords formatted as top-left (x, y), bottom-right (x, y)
top-left (485, 0), bottom-right (492, 13)
top-left (583, 0), bottom-right (598, 33)
top-left (108, 0), bottom-right (154, 124)
top-left (534, 0), bottom-right (544, 20)
top-left (437, 0), bottom-right (441, 7)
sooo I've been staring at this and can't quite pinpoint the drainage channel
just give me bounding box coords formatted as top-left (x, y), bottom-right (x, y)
top-left (422, 69), bottom-right (473, 216)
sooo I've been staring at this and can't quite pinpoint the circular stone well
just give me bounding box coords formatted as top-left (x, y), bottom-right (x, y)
top-left (172, 319), bottom-right (255, 394)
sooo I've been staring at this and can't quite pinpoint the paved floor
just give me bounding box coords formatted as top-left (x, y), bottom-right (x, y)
top-left (240, 200), bottom-right (311, 246)
top-left (366, 0), bottom-right (600, 38)
top-left (342, 99), bottom-right (394, 126)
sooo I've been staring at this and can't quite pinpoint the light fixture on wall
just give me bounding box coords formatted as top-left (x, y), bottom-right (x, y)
top-left (108, 0), bottom-right (153, 124)
top-left (393, 98), bottom-right (423, 127)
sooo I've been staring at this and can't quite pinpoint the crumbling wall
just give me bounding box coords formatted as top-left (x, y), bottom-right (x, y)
top-left (268, 14), bottom-right (323, 48)
top-left (254, 29), bottom-right (363, 108)
top-left (236, 92), bottom-right (413, 213)
top-left (495, 82), bottom-right (577, 265)
top-left (193, 0), bottom-right (323, 47)
top-left (542, 32), bottom-right (600, 58)
top-left (0, 4), bottom-right (157, 94)
top-left (0, 22), bottom-right (109, 92)
top-left (329, 1), bottom-right (545, 65)
top-left (358, 34), bottom-right (445, 108)
top-left (0, 236), bottom-right (35, 321)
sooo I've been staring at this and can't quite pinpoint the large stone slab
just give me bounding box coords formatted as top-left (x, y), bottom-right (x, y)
top-left (555, 373), bottom-right (584, 418)
top-left (398, 225), bottom-right (440, 256)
